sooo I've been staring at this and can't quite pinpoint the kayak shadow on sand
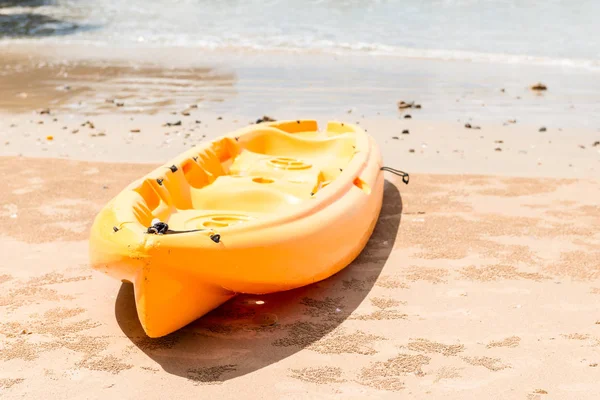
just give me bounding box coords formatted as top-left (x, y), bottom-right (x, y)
top-left (115, 179), bottom-right (403, 383)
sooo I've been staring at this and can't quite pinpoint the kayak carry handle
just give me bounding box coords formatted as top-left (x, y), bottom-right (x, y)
top-left (380, 166), bottom-right (410, 184)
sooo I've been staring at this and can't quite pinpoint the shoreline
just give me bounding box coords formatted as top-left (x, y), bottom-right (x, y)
top-left (1, 43), bottom-right (599, 129)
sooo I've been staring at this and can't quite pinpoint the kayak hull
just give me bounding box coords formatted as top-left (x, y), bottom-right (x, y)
top-left (89, 120), bottom-right (384, 337)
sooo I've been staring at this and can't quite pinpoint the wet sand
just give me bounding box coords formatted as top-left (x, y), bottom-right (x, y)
top-left (1, 45), bottom-right (600, 399)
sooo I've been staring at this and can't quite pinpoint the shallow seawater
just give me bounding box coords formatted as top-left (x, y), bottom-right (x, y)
top-left (1, 0), bottom-right (599, 68)
top-left (1, 0), bottom-right (599, 128)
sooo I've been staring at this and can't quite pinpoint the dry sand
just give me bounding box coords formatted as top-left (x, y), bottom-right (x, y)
top-left (1, 46), bottom-right (600, 399)
top-left (1, 157), bottom-right (599, 399)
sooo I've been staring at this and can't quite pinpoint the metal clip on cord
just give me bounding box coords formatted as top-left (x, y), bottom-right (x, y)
top-left (380, 166), bottom-right (410, 184)
top-left (145, 219), bottom-right (221, 243)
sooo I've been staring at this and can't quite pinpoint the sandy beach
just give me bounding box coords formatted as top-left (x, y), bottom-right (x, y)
top-left (1, 40), bottom-right (600, 400)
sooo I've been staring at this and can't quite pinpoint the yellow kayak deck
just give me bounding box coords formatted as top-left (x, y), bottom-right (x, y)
top-left (89, 120), bottom-right (384, 337)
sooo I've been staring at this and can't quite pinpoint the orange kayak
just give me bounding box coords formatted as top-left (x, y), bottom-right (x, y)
top-left (89, 119), bottom-right (384, 337)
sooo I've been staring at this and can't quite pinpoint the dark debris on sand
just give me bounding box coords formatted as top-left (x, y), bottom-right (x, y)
top-left (530, 82), bottom-right (548, 91)
top-left (397, 101), bottom-right (422, 110)
top-left (256, 115), bottom-right (276, 124)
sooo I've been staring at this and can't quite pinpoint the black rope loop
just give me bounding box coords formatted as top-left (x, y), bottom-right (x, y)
top-left (381, 166), bottom-right (410, 184)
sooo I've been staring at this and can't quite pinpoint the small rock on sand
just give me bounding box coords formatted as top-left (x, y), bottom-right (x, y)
top-left (130, 129), bottom-right (141, 133)
top-left (404, 114), bottom-right (412, 119)
top-left (495, 147), bottom-right (502, 152)
top-left (391, 136), bottom-right (399, 140)
top-left (402, 129), bottom-right (410, 134)
top-left (539, 127), bottom-right (547, 132)
top-left (592, 141), bottom-right (599, 147)
top-left (182, 111), bottom-right (191, 116)
top-left (530, 82), bottom-right (548, 91)
top-left (409, 149), bottom-right (415, 153)
top-left (39, 108), bottom-right (50, 114)
top-left (164, 121), bottom-right (182, 127)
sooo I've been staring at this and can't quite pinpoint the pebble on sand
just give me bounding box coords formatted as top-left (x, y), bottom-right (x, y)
top-left (409, 149), bottom-right (415, 153)
top-left (539, 127), bottom-right (547, 132)
top-left (404, 114), bottom-right (412, 119)
top-left (164, 121), bottom-right (182, 127)
top-left (130, 129), bottom-right (141, 133)
top-left (592, 141), bottom-right (599, 147)
top-left (391, 136), bottom-right (399, 140)
top-left (495, 147), bottom-right (502, 152)
top-left (402, 129), bottom-right (410, 134)
top-left (39, 108), bottom-right (50, 114)
top-left (530, 82), bottom-right (548, 91)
